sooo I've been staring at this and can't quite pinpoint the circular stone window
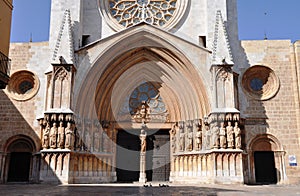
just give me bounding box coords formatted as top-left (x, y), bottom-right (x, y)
top-left (242, 65), bottom-right (280, 100)
top-left (99, 0), bottom-right (188, 31)
top-left (7, 70), bottom-right (40, 101)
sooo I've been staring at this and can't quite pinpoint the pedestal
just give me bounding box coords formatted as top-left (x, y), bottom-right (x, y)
top-left (139, 152), bottom-right (147, 183)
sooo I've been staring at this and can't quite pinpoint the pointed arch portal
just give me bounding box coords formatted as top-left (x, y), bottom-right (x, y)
top-left (76, 38), bottom-right (210, 128)
top-left (73, 27), bottom-right (211, 183)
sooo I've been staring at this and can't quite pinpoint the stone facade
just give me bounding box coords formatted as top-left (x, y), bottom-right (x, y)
top-left (0, 0), bottom-right (300, 185)
top-left (0, 0), bottom-right (13, 88)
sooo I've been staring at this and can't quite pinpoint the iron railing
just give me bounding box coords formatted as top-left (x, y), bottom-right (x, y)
top-left (0, 51), bottom-right (11, 77)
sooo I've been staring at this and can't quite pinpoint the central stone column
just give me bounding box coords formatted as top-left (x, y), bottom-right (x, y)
top-left (139, 123), bottom-right (147, 183)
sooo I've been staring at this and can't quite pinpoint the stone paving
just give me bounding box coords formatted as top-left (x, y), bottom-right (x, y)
top-left (0, 183), bottom-right (300, 196)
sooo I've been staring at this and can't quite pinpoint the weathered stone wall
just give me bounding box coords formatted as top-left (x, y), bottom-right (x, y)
top-left (241, 40), bottom-right (300, 184)
top-left (0, 42), bottom-right (50, 151)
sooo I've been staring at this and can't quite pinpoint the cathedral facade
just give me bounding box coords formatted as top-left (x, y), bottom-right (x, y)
top-left (1, 0), bottom-right (300, 185)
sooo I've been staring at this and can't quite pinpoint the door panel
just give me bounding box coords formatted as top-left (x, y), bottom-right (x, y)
top-left (7, 152), bottom-right (31, 182)
top-left (254, 151), bottom-right (277, 184)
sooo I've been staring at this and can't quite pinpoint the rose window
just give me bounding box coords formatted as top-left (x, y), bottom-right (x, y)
top-left (108, 0), bottom-right (178, 28)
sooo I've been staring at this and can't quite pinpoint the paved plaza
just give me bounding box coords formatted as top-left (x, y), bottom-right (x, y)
top-left (0, 183), bottom-right (300, 196)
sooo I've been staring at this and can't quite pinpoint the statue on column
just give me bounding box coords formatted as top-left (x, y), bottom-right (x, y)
top-left (219, 122), bottom-right (227, 149)
top-left (50, 122), bottom-right (58, 149)
top-left (84, 128), bottom-right (91, 151)
top-left (65, 122), bottom-right (74, 150)
top-left (211, 122), bottom-right (220, 149)
top-left (140, 135), bottom-right (146, 152)
top-left (74, 117), bottom-right (82, 151)
top-left (57, 122), bottom-right (65, 149)
top-left (226, 121), bottom-right (234, 148)
top-left (204, 123), bottom-right (211, 150)
top-left (195, 120), bottom-right (202, 151)
top-left (186, 121), bottom-right (193, 151)
top-left (93, 121), bottom-right (101, 152)
top-left (170, 123), bottom-right (177, 153)
top-left (234, 122), bottom-right (242, 149)
top-left (42, 123), bottom-right (50, 149)
top-left (101, 121), bottom-right (110, 153)
top-left (179, 123), bottom-right (185, 152)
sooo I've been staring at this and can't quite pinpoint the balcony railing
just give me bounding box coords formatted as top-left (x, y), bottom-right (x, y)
top-left (0, 51), bottom-right (11, 88)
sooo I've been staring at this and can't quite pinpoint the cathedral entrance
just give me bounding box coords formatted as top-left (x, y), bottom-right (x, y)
top-left (146, 130), bottom-right (170, 182)
top-left (116, 130), bottom-right (140, 182)
top-left (116, 129), bottom-right (170, 182)
top-left (254, 151), bottom-right (277, 184)
top-left (4, 136), bottom-right (36, 183)
top-left (7, 152), bottom-right (31, 182)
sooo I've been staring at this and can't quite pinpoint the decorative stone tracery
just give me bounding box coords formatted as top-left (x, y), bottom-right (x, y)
top-left (100, 0), bottom-right (189, 31)
top-left (109, 0), bottom-right (178, 28)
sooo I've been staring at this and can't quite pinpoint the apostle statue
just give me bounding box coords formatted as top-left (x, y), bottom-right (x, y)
top-left (204, 123), bottom-right (211, 150)
top-left (211, 122), bottom-right (220, 149)
top-left (187, 122), bottom-right (193, 151)
top-left (179, 123), bottom-right (185, 151)
top-left (65, 122), bottom-right (74, 150)
top-left (195, 122), bottom-right (202, 151)
top-left (226, 121), bottom-right (234, 148)
top-left (170, 123), bottom-right (177, 153)
top-left (42, 123), bottom-right (50, 149)
top-left (234, 122), bottom-right (242, 149)
top-left (219, 122), bottom-right (227, 149)
top-left (57, 121), bottom-right (65, 149)
top-left (50, 122), bottom-right (58, 149)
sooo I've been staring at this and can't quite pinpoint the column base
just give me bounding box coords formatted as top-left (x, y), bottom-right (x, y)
top-left (139, 173), bottom-right (147, 183)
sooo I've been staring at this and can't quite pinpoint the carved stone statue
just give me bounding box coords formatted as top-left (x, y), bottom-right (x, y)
top-left (42, 123), bottom-right (50, 149)
top-left (170, 123), bottom-right (177, 153)
top-left (102, 132), bottom-right (108, 153)
top-left (211, 123), bottom-right (220, 149)
top-left (50, 122), bottom-right (58, 149)
top-left (93, 131), bottom-right (100, 152)
top-left (195, 120), bottom-right (202, 151)
top-left (219, 122), bottom-right (227, 149)
top-left (140, 101), bottom-right (147, 121)
top-left (234, 122), bottom-right (241, 149)
top-left (57, 121), bottom-right (65, 149)
top-left (187, 121), bottom-right (193, 151)
top-left (226, 121), bottom-right (234, 148)
top-left (140, 126), bottom-right (147, 153)
top-left (140, 136), bottom-right (146, 152)
top-left (179, 123), bottom-right (185, 151)
top-left (84, 129), bottom-right (91, 151)
top-left (204, 123), bottom-right (211, 149)
top-left (74, 128), bottom-right (82, 151)
top-left (65, 122), bottom-right (74, 150)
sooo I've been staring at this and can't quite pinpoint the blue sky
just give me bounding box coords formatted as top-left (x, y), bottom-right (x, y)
top-left (10, 0), bottom-right (300, 43)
